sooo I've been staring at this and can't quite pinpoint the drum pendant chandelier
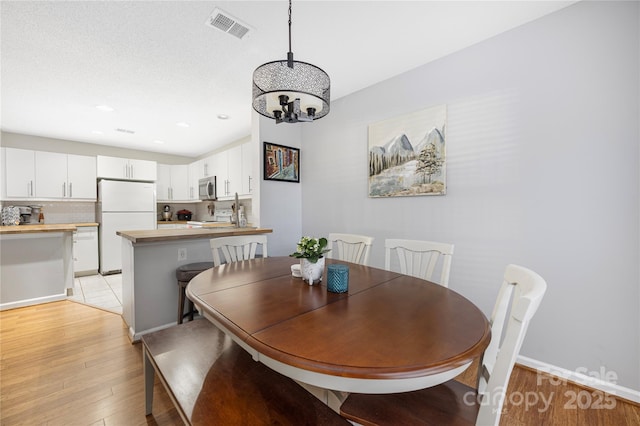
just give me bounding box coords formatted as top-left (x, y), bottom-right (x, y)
top-left (252, 0), bottom-right (330, 124)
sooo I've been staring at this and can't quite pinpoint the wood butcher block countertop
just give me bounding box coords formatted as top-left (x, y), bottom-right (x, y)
top-left (117, 227), bottom-right (272, 244)
top-left (0, 222), bottom-right (98, 235)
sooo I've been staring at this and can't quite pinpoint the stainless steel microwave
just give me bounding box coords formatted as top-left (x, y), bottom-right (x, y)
top-left (198, 176), bottom-right (216, 200)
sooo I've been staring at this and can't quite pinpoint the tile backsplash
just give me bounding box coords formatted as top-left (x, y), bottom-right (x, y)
top-left (0, 201), bottom-right (96, 224)
top-left (0, 198), bottom-right (253, 225)
top-left (157, 199), bottom-right (253, 223)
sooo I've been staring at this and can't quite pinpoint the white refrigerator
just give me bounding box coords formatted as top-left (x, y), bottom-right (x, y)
top-left (98, 180), bottom-right (156, 274)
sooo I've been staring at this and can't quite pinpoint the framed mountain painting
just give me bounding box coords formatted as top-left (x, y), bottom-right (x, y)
top-left (368, 105), bottom-right (446, 197)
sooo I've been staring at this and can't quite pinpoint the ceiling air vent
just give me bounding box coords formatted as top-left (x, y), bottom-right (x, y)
top-left (115, 128), bottom-right (135, 134)
top-left (205, 8), bottom-right (252, 40)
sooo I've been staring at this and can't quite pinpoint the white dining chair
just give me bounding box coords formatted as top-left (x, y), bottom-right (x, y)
top-left (210, 235), bottom-right (268, 267)
top-left (327, 233), bottom-right (374, 266)
top-left (340, 264), bottom-right (547, 426)
top-left (384, 238), bottom-right (454, 287)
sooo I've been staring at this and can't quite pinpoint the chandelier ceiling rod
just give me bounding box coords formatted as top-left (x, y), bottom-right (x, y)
top-left (287, 0), bottom-right (293, 67)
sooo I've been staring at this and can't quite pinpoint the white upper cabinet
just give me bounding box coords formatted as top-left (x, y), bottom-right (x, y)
top-left (67, 154), bottom-right (97, 199)
top-left (156, 164), bottom-right (171, 201)
top-left (185, 143), bottom-right (255, 201)
top-left (241, 142), bottom-right (254, 195)
top-left (4, 148), bottom-right (96, 200)
top-left (188, 160), bottom-right (201, 201)
top-left (226, 145), bottom-right (242, 197)
top-left (4, 148), bottom-right (35, 198)
top-left (35, 152), bottom-right (67, 198)
top-left (213, 151), bottom-right (229, 198)
top-left (0, 148), bottom-right (4, 199)
top-left (201, 155), bottom-right (215, 178)
top-left (171, 165), bottom-right (189, 200)
top-left (97, 155), bottom-right (156, 181)
top-left (35, 152), bottom-right (96, 200)
top-left (215, 145), bottom-right (246, 199)
top-left (157, 164), bottom-right (189, 201)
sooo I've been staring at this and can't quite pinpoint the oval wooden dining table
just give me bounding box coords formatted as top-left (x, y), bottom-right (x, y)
top-left (186, 256), bottom-right (491, 394)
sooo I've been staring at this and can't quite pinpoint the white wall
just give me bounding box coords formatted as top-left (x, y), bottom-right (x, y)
top-left (296, 1), bottom-right (639, 390)
top-left (1, 131), bottom-right (193, 164)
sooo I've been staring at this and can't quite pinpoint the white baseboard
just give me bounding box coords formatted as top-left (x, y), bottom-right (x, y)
top-left (0, 293), bottom-right (67, 311)
top-left (129, 321), bottom-right (179, 343)
top-left (518, 355), bottom-right (640, 404)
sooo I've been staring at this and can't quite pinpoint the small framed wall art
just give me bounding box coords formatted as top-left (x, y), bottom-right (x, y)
top-left (263, 142), bottom-right (300, 183)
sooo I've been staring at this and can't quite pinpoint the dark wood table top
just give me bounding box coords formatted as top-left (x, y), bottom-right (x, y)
top-left (187, 256), bottom-right (491, 393)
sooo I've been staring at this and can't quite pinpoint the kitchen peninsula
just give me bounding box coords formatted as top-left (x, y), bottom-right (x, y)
top-left (117, 226), bottom-right (272, 342)
top-left (0, 224), bottom-right (75, 310)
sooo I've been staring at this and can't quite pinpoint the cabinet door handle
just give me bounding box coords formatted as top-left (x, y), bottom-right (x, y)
top-left (248, 176), bottom-right (252, 192)
top-left (30, 181), bottom-right (34, 196)
top-left (63, 183), bottom-right (66, 197)
top-left (69, 182), bottom-right (73, 198)
top-left (130, 165), bottom-right (134, 179)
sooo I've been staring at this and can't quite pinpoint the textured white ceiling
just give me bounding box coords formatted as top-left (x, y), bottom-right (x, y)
top-left (1, 1), bottom-right (576, 158)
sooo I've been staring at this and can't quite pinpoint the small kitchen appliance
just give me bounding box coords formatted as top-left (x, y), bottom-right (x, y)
top-left (162, 205), bottom-right (172, 221)
top-left (176, 209), bottom-right (192, 221)
top-left (30, 205), bottom-right (43, 223)
top-left (18, 206), bottom-right (31, 224)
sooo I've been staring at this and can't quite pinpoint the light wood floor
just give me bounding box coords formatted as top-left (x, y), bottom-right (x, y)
top-left (1, 301), bottom-right (638, 425)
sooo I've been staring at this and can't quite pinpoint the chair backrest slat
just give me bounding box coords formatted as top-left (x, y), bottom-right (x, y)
top-left (384, 238), bottom-right (454, 287)
top-left (327, 233), bottom-right (374, 266)
top-left (210, 235), bottom-right (268, 267)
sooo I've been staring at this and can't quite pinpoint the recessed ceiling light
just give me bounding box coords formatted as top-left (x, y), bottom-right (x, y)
top-left (153, 140), bottom-right (165, 144)
top-left (176, 121), bottom-right (190, 128)
top-left (217, 114), bottom-right (229, 120)
top-left (91, 130), bottom-right (104, 135)
top-left (96, 105), bottom-right (114, 112)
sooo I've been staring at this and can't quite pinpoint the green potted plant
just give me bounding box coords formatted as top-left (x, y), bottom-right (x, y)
top-left (290, 236), bottom-right (330, 285)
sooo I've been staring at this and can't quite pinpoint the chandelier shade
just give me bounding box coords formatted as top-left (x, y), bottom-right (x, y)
top-left (252, 60), bottom-right (330, 123)
top-left (252, 0), bottom-right (330, 124)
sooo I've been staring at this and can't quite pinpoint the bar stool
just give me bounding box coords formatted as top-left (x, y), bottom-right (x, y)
top-left (176, 262), bottom-right (214, 324)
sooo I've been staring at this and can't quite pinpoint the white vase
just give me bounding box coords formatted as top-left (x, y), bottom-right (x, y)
top-left (300, 257), bottom-right (325, 285)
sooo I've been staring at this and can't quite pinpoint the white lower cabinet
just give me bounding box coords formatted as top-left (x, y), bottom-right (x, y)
top-left (73, 226), bottom-right (98, 276)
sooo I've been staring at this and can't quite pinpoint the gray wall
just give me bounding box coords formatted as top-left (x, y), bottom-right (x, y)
top-left (256, 116), bottom-right (303, 257)
top-left (296, 1), bottom-right (639, 389)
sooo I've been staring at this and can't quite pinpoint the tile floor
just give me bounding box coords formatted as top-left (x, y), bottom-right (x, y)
top-left (69, 273), bottom-right (123, 315)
